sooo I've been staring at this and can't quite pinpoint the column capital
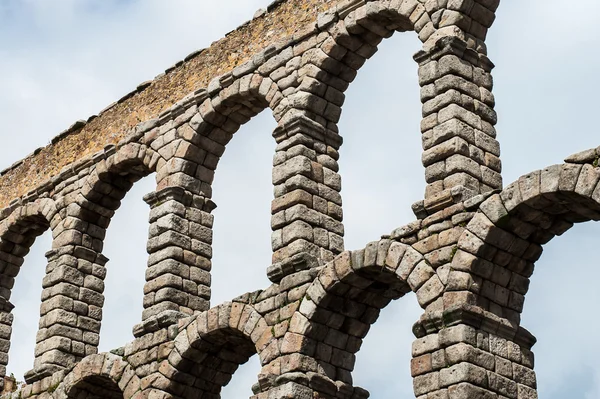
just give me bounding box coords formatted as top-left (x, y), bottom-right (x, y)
top-left (414, 36), bottom-right (495, 72)
top-left (143, 186), bottom-right (190, 207)
top-left (44, 245), bottom-right (108, 265)
top-left (273, 113), bottom-right (343, 149)
top-left (144, 186), bottom-right (216, 212)
top-left (413, 303), bottom-right (537, 350)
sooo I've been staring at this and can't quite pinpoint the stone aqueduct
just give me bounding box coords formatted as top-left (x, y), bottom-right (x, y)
top-left (0, 0), bottom-right (597, 397)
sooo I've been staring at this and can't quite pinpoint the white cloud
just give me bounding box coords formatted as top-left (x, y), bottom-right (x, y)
top-left (585, 369), bottom-right (600, 399)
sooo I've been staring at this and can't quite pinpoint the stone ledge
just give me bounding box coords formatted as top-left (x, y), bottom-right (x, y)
top-left (413, 303), bottom-right (537, 350)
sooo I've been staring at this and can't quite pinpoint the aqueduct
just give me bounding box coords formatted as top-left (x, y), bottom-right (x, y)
top-left (0, 0), bottom-right (597, 397)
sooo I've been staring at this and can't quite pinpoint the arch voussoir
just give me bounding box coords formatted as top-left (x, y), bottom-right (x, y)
top-left (60, 353), bottom-right (138, 399)
top-left (156, 302), bottom-right (270, 398)
top-left (274, 237), bottom-right (425, 396)
top-left (27, 141), bottom-right (161, 380)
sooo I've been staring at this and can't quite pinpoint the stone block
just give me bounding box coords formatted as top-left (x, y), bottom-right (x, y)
top-left (423, 137), bottom-right (470, 167)
top-left (416, 275), bottom-right (445, 306)
top-left (408, 261), bottom-right (436, 291)
top-left (440, 362), bottom-right (488, 388)
top-left (512, 363), bottom-right (536, 388)
top-left (411, 353), bottom-right (433, 377)
top-left (440, 325), bottom-right (477, 348)
top-left (447, 382), bottom-right (496, 399)
top-left (487, 371), bottom-right (517, 398)
top-left (413, 371), bottom-right (440, 396)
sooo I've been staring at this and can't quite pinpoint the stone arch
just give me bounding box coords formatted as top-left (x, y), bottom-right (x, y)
top-left (0, 198), bottom-right (58, 302)
top-left (429, 157), bottom-right (600, 399)
top-left (276, 238), bottom-right (434, 393)
top-left (30, 144), bottom-right (157, 380)
top-left (59, 353), bottom-right (140, 399)
top-left (154, 72), bottom-right (282, 199)
top-left (203, 73), bottom-right (280, 127)
top-left (78, 141), bottom-right (159, 315)
top-left (266, 0), bottom-right (502, 285)
top-left (275, 0), bottom-right (432, 130)
top-left (282, 0), bottom-right (500, 216)
top-left (0, 198), bottom-right (58, 386)
top-left (155, 302), bottom-right (273, 398)
top-left (449, 158), bottom-right (600, 325)
top-left (134, 72), bottom-right (285, 327)
top-left (75, 142), bottom-right (157, 244)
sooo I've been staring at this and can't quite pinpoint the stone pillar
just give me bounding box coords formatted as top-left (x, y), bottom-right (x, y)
top-left (414, 37), bottom-right (502, 215)
top-left (140, 187), bottom-right (214, 328)
top-left (411, 313), bottom-right (538, 399)
top-left (27, 245), bottom-right (108, 382)
top-left (268, 114), bottom-right (344, 283)
top-left (0, 299), bottom-right (13, 392)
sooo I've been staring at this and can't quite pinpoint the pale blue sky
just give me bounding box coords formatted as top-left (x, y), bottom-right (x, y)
top-left (1, 1), bottom-right (599, 398)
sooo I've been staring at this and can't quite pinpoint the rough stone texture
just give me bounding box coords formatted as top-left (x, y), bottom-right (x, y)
top-left (0, 0), bottom-right (339, 208)
top-left (0, 0), bottom-right (592, 398)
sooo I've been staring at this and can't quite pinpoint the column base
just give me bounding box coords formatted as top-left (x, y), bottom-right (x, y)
top-left (132, 310), bottom-right (190, 338)
top-left (267, 252), bottom-right (320, 283)
top-left (24, 363), bottom-right (63, 384)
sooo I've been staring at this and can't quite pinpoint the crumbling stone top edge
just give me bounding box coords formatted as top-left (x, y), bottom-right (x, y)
top-left (0, 0), bottom-right (337, 210)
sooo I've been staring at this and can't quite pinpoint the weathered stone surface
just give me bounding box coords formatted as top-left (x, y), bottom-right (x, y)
top-left (0, 1), bottom-right (592, 398)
